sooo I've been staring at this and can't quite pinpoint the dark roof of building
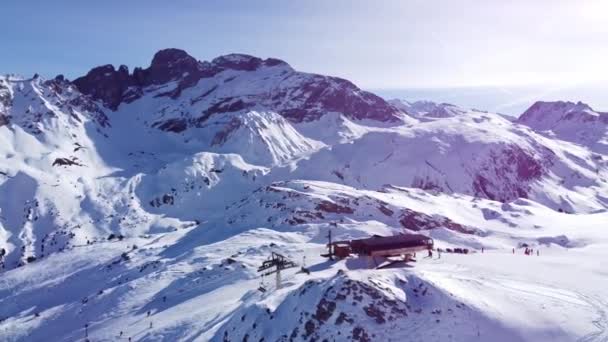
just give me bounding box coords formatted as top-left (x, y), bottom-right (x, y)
top-left (350, 234), bottom-right (433, 252)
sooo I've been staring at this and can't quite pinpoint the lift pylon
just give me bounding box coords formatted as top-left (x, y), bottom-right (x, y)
top-left (257, 252), bottom-right (296, 289)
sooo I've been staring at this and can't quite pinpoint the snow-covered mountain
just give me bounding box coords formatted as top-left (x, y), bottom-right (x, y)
top-left (518, 100), bottom-right (608, 154)
top-left (1, 49), bottom-right (607, 342)
top-left (388, 99), bottom-right (466, 119)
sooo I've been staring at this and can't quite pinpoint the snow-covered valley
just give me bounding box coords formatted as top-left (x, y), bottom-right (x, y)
top-left (1, 49), bottom-right (607, 341)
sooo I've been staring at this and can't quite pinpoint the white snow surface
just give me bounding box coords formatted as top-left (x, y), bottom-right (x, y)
top-left (0, 59), bottom-right (607, 342)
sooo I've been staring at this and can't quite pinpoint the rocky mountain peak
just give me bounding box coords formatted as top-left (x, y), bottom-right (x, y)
top-left (518, 100), bottom-right (598, 124)
top-left (523, 100), bottom-right (592, 115)
top-left (72, 64), bottom-right (133, 110)
top-left (517, 100), bottom-right (608, 152)
top-left (149, 48), bottom-right (196, 68)
top-left (517, 100), bottom-right (608, 130)
top-left (69, 49), bottom-right (402, 124)
top-left (142, 48), bottom-right (202, 86)
top-left (211, 53), bottom-right (289, 72)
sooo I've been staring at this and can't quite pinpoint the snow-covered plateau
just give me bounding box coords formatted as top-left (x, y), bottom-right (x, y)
top-left (0, 49), bottom-right (607, 341)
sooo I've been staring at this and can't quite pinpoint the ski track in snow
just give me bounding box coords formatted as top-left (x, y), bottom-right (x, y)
top-left (578, 295), bottom-right (608, 342)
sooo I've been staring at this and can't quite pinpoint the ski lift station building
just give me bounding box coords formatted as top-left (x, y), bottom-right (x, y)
top-left (332, 234), bottom-right (434, 259)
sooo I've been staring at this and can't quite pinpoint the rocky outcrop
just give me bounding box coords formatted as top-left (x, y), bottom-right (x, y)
top-left (472, 145), bottom-right (553, 202)
top-left (73, 49), bottom-right (403, 124)
top-left (73, 64), bottom-right (132, 110)
top-left (0, 80), bottom-right (11, 126)
top-left (72, 49), bottom-right (287, 110)
top-left (399, 208), bottom-right (478, 234)
top-left (52, 157), bottom-right (83, 167)
top-left (277, 75), bottom-right (401, 122)
top-left (216, 273), bottom-right (410, 342)
top-left (73, 49), bottom-right (201, 108)
top-left (0, 114), bottom-right (9, 127)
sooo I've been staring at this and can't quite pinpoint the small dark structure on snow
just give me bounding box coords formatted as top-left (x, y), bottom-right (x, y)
top-left (257, 252), bottom-right (297, 290)
top-left (349, 234), bottom-right (434, 257)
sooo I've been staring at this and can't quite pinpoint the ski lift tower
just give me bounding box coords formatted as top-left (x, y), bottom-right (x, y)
top-left (257, 252), bottom-right (296, 289)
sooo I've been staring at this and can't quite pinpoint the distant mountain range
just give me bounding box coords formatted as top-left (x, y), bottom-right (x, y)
top-left (376, 83), bottom-right (608, 116)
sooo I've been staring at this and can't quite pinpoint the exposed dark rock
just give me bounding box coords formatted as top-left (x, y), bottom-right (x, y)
top-left (153, 118), bottom-right (189, 133)
top-left (472, 145), bottom-right (553, 202)
top-left (352, 326), bottom-right (371, 342)
top-left (377, 205), bottom-right (394, 217)
top-left (72, 49), bottom-right (402, 127)
top-left (211, 54), bottom-right (264, 72)
top-left (139, 48), bottom-right (203, 94)
top-left (399, 208), bottom-right (477, 234)
top-left (197, 98), bottom-right (253, 125)
top-left (0, 114), bottom-right (9, 127)
top-left (73, 49), bottom-right (203, 108)
top-left (315, 201), bottom-right (354, 214)
top-left (149, 193), bottom-right (175, 207)
top-left (277, 76), bottom-right (401, 123)
top-left (211, 118), bottom-right (242, 146)
top-left (73, 64), bottom-right (132, 110)
top-left (314, 298), bottom-right (337, 323)
top-left (52, 157), bottom-right (82, 167)
top-left (0, 81), bottom-right (12, 126)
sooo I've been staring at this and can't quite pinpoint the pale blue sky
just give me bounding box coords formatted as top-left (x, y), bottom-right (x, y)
top-left (2, 0), bottom-right (608, 90)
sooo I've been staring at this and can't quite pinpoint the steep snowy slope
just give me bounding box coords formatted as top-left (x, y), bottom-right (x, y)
top-left (284, 109), bottom-right (608, 213)
top-left (0, 75), bottom-right (121, 269)
top-left (518, 101), bottom-right (608, 154)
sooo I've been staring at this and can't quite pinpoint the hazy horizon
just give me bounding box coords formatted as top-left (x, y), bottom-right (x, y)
top-left (375, 82), bottom-right (608, 116)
